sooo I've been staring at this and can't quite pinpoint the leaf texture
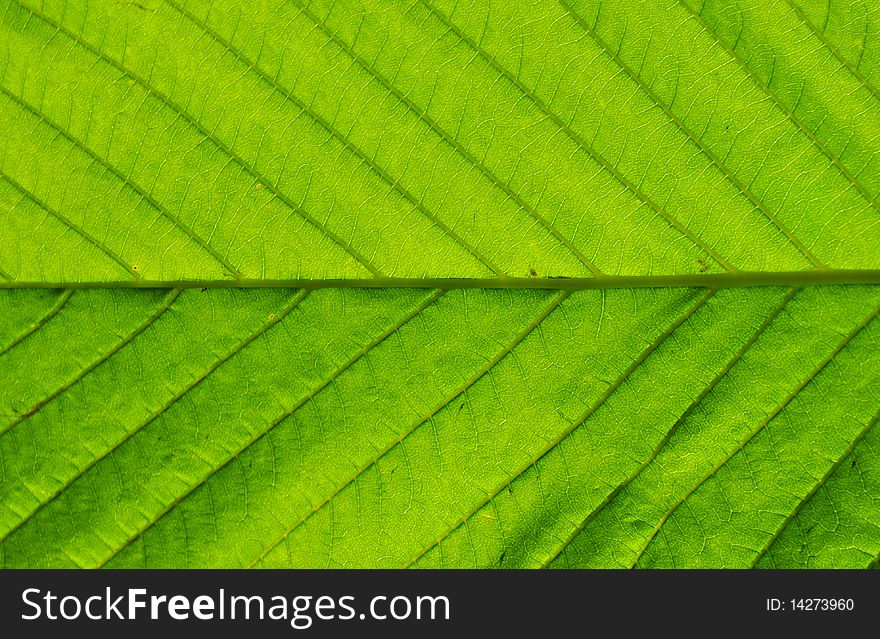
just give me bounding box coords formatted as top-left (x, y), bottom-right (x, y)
top-left (1, 0), bottom-right (880, 282)
top-left (0, 285), bottom-right (877, 568)
top-left (1, 0), bottom-right (879, 570)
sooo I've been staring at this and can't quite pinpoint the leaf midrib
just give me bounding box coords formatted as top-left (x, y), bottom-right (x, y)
top-left (2, 270), bottom-right (879, 290)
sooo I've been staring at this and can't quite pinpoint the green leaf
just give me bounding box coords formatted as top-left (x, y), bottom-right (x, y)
top-left (0, 285), bottom-right (877, 568)
top-left (1, 0), bottom-right (879, 569)
top-left (1, 0), bottom-right (880, 282)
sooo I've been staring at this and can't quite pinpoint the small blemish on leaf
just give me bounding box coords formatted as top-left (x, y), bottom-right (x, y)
top-left (268, 313), bottom-right (276, 321)
top-left (499, 551), bottom-right (506, 565)
top-left (20, 402), bottom-right (45, 420)
top-left (132, 264), bottom-right (140, 273)
top-left (201, 287), bottom-right (208, 292)
top-left (255, 183), bottom-right (264, 190)
top-left (529, 268), bottom-right (537, 277)
top-left (128, 1), bottom-right (157, 12)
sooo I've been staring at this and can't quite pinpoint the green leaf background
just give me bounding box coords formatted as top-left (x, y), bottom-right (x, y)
top-left (0, 0), bottom-right (878, 567)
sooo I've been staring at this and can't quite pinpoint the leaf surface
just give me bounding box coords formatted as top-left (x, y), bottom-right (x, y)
top-left (0, 285), bottom-right (877, 568)
top-left (0, 0), bottom-right (879, 569)
top-left (1, 0), bottom-right (880, 282)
